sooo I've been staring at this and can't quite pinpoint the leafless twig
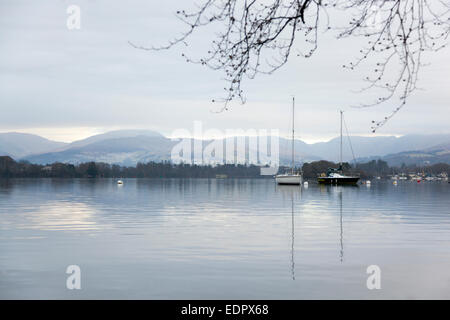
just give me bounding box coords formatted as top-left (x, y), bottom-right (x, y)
top-left (130, 0), bottom-right (450, 131)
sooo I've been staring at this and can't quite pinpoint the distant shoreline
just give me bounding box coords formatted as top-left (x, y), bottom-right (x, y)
top-left (1, 156), bottom-right (449, 180)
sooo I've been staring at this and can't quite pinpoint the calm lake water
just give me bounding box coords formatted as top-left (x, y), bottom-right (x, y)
top-left (0, 178), bottom-right (449, 299)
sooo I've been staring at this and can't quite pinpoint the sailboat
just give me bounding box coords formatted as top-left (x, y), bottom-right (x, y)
top-left (317, 111), bottom-right (360, 185)
top-left (275, 97), bottom-right (303, 185)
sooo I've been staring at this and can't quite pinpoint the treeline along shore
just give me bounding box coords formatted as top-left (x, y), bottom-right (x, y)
top-left (0, 156), bottom-right (449, 179)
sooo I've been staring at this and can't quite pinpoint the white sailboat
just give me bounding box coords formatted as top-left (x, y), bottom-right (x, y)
top-left (275, 97), bottom-right (303, 185)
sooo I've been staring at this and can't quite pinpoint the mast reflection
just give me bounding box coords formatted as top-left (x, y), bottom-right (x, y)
top-left (291, 194), bottom-right (295, 280)
top-left (323, 185), bottom-right (345, 262)
top-left (339, 190), bottom-right (344, 263)
top-left (277, 185), bottom-right (301, 280)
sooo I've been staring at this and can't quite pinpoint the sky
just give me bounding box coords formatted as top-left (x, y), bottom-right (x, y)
top-left (1, 0), bottom-right (450, 143)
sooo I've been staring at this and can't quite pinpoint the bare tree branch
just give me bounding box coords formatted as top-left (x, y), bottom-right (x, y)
top-left (130, 0), bottom-right (450, 131)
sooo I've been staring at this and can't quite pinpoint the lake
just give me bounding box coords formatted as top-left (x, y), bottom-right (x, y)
top-left (0, 178), bottom-right (449, 299)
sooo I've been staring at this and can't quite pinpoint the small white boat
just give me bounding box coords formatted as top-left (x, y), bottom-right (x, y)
top-left (275, 174), bottom-right (303, 185)
top-left (117, 180), bottom-right (123, 185)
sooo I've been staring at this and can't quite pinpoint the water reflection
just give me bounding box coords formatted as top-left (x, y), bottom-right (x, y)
top-left (1, 179), bottom-right (450, 299)
top-left (276, 185), bottom-right (302, 280)
top-left (339, 190), bottom-right (344, 263)
top-left (25, 201), bottom-right (100, 231)
top-left (320, 186), bottom-right (346, 262)
top-left (273, 184), bottom-right (352, 276)
top-left (291, 193), bottom-right (295, 280)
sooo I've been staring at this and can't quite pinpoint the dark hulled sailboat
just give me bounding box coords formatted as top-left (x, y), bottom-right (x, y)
top-left (317, 111), bottom-right (359, 185)
top-left (317, 167), bottom-right (360, 185)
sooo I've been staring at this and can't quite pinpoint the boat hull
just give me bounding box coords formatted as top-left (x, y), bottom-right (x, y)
top-left (276, 175), bottom-right (303, 185)
top-left (317, 177), bottom-right (359, 185)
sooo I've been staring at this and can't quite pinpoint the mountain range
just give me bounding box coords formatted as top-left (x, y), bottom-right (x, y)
top-left (1, 130), bottom-right (449, 166)
top-left (358, 141), bottom-right (450, 166)
top-left (0, 132), bottom-right (67, 158)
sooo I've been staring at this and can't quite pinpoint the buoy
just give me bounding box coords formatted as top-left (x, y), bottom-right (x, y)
top-left (303, 181), bottom-right (309, 187)
top-left (393, 180), bottom-right (398, 185)
top-left (117, 180), bottom-right (123, 185)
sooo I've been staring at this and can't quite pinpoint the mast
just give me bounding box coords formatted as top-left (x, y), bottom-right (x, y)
top-left (340, 110), bottom-right (343, 169)
top-left (292, 97), bottom-right (295, 174)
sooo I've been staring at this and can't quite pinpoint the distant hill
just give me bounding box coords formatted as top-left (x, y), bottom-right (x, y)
top-left (58, 129), bottom-right (164, 151)
top-left (373, 142), bottom-right (450, 166)
top-left (308, 134), bottom-right (450, 162)
top-left (25, 135), bottom-right (177, 166)
top-left (13, 130), bottom-right (450, 166)
top-left (0, 132), bottom-right (67, 159)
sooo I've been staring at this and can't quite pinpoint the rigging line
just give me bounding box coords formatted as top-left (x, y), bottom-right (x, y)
top-left (342, 114), bottom-right (357, 167)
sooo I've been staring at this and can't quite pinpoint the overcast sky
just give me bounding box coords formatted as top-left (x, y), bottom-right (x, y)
top-left (1, 0), bottom-right (450, 143)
